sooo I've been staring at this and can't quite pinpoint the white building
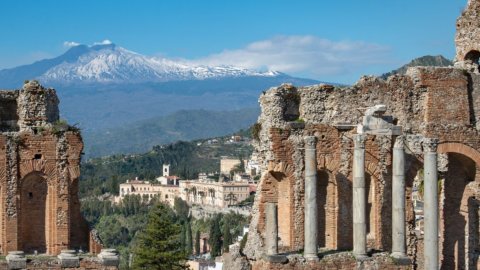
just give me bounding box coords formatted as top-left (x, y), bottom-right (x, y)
top-left (180, 180), bottom-right (250, 208)
top-left (116, 177), bottom-right (180, 206)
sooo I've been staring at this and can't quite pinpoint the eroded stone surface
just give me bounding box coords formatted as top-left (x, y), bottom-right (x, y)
top-left (245, 55), bottom-right (480, 269)
top-left (0, 81), bottom-right (101, 256)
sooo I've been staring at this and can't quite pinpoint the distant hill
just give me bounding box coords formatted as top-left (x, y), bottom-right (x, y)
top-left (380, 55), bottom-right (453, 79)
top-left (83, 107), bottom-right (260, 158)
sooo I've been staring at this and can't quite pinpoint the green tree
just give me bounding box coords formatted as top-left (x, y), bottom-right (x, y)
top-left (222, 222), bottom-right (232, 253)
top-left (195, 230), bottom-right (201, 256)
top-left (186, 221), bottom-right (193, 255)
top-left (133, 204), bottom-right (188, 269)
top-left (174, 197), bottom-right (190, 221)
top-left (180, 221), bottom-right (186, 250)
top-left (209, 215), bottom-right (223, 258)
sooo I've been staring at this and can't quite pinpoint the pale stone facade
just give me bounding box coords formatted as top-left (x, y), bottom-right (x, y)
top-left (180, 180), bottom-right (250, 208)
top-left (220, 158), bottom-right (245, 174)
top-left (117, 178), bottom-right (179, 207)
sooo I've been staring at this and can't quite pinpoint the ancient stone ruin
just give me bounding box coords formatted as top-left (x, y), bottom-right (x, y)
top-left (242, 1), bottom-right (480, 269)
top-left (0, 80), bottom-right (102, 257)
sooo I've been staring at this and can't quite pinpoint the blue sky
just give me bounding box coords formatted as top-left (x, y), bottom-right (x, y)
top-left (0, 0), bottom-right (467, 84)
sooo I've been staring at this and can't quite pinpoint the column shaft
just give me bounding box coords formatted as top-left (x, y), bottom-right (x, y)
top-left (392, 136), bottom-right (407, 258)
top-left (265, 202), bottom-right (278, 255)
top-left (353, 134), bottom-right (367, 257)
top-left (304, 136), bottom-right (318, 261)
top-left (423, 138), bottom-right (439, 270)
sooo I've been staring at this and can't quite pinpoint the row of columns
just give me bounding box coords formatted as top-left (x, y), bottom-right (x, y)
top-left (264, 135), bottom-right (439, 267)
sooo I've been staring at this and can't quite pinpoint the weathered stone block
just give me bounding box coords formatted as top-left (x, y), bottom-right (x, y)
top-left (6, 251), bottom-right (26, 270)
top-left (98, 249), bottom-right (120, 267)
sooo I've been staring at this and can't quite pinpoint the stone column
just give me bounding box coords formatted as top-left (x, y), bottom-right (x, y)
top-left (392, 136), bottom-right (407, 259)
top-left (304, 136), bottom-right (318, 261)
top-left (353, 134), bottom-right (367, 258)
top-left (265, 202), bottom-right (278, 255)
top-left (423, 138), bottom-right (439, 270)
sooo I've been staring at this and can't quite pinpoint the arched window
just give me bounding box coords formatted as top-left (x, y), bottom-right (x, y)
top-left (465, 50), bottom-right (480, 65)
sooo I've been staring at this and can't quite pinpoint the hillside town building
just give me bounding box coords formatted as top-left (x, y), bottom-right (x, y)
top-left (236, 1), bottom-right (480, 269)
top-left (180, 180), bottom-right (251, 208)
top-left (116, 178), bottom-right (180, 206)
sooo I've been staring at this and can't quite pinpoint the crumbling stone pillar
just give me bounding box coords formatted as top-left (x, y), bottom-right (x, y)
top-left (391, 136), bottom-right (407, 260)
top-left (353, 134), bottom-right (367, 258)
top-left (423, 138), bottom-right (439, 270)
top-left (265, 202), bottom-right (278, 255)
top-left (304, 136), bottom-right (318, 261)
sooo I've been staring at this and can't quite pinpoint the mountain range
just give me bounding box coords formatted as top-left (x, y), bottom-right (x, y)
top-left (0, 44), bottom-right (453, 158)
top-left (0, 42), bottom-right (320, 132)
top-left (0, 42), bottom-right (282, 87)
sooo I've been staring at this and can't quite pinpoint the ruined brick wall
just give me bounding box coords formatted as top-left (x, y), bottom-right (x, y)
top-left (245, 66), bottom-right (480, 269)
top-left (251, 252), bottom-right (409, 270)
top-left (0, 81), bottom-right (95, 255)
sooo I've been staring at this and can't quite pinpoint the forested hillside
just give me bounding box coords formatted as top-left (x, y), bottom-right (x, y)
top-left (79, 129), bottom-right (253, 198)
top-left (83, 107), bottom-right (260, 158)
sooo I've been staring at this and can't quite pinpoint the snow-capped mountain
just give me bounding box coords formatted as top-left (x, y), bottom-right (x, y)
top-left (0, 42), bottom-right (281, 86)
top-left (0, 42), bottom-right (322, 145)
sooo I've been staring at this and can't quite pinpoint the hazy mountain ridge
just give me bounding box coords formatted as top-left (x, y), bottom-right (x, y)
top-left (83, 107), bottom-right (260, 158)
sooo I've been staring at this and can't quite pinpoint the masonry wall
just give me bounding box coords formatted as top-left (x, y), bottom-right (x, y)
top-left (245, 67), bottom-right (480, 269)
top-left (0, 81), bottom-right (97, 255)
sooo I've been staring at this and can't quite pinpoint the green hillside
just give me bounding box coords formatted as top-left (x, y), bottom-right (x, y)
top-left (83, 107), bottom-right (260, 158)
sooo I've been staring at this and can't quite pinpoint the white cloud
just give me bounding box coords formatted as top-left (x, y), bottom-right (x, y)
top-left (63, 41), bottom-right (80, 47)
top-left (93, 39), bottom-right (113, 46)
top-left (191, 35), bottom-right (392, 78)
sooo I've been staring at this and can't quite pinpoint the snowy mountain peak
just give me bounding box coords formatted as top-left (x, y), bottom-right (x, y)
top-left (29, 42), bottom-right (281, 85)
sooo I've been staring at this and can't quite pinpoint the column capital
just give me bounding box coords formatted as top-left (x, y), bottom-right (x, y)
top-left (394, 135), bottom-right (405, 149)
top-left (354, 134), bottom-right (366, 149)
top-left (422, 138), bottom-right (439, 153)
top-left (304, 136), bottom-right (317, 149)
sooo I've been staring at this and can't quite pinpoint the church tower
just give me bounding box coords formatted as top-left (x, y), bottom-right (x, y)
top-left (163, 164), bottom-right (170, 177)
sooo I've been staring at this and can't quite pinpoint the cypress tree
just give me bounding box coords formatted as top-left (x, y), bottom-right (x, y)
top-left (222, 222), bottom-right (232, 253)
top-left (180, 222), bottom-right (186, 250)
top-left (186, 221), bottom-right (193, 255)
top-left (209, 215), bottom-right (222, 257)
top-left (195, 230), bottom-right (201, 256)
top-left (133, 204), bottom-right (188, 269)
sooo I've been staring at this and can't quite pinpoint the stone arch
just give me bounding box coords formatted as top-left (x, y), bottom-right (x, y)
top-left (363, 161), bottom-right (383, 249)
top-left (317, 169), bottom-right (337, 249)
top-left (261, 162), bottom-right (295, 250)
top-left (464, 50), bottom-right (480, 65)
top-left (438, 142), bottom-right (480, 167)
top-left (18, 171), bottom-right (50, 253)
top-left (424, 143), bottom-right (480, 269)
top-left (440, 152), bottom-right (477, 269)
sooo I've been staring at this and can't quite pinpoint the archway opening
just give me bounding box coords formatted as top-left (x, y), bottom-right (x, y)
top-left (317, 170), bottom-right (336, 249)
top-left (465, 50), bottom-right (480, 65)
top-left (277, 174), bottom-right (292, 248)
top-left (261, 171), bottom-right (293, 250)
top-left (19, 173), bottom-right (48, 253)
top-left (441, 153), bottom-right (477, 269)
